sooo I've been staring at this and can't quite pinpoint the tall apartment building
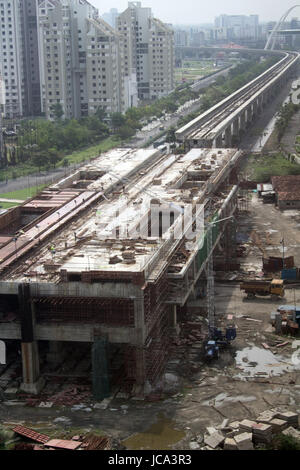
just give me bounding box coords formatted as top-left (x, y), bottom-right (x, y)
top-left (174, 29), bottom-right (188, 47)
top-left (117, 1), bottom-right (174, 101)
top-left (20, 0), bottom-right (41, 116)
top-left (37, 0), bottom-right (126, 119)
top-left (215, 14), bottom-right (259, 40)
top-left (85, 17), bottom-right (125, 116)
top-left (0, 73), bottom-right (4, 161)
top-left (0, 0), bottom-right (24, 118)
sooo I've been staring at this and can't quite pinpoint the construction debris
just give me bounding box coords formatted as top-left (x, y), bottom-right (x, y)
top-left (12, 425), bottom-right (50, 444)
top-left (269, 418), bottom-right (288, 433)
top-left (44, 439), bottom-right (82, 450)
top-left (275, 411), bottom-right (299, 427)
top-left (234, 432), bottom-right (254, 450)
top-left (282, 427), bottom-right (300, 440)
top-left (252, 423), bottom-right (273, 445)
top-left (204, 431), bottom-right (225, 449)
top-left (224, 437), bottom-right (238, 450)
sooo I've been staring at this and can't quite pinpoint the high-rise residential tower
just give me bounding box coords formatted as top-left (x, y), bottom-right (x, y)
top-left (0, 0), bottom-right (24, 118)
top-left (37, 0), bottom-right (127, 119)
top-left (117, 1), bottom-right (174, 101)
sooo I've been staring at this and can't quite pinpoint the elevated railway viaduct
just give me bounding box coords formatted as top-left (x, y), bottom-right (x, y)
top-left (175, 49), bottom-right (299, 148)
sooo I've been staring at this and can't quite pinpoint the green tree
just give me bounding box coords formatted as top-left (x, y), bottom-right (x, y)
top-left (51, 102), bottom-right (64, 121)
top-left (117, 125), bottom-right (135, 139)
top-left (32, 151), bottom-right (49, 172)
top-left (48, 148), bottom-right (60, 168)
top-left (111, 112), bottom-right (126, 131)
top-left (165, 127), bottom-right (176, 143)
top-left (94, 106), bottom-right (107, 121)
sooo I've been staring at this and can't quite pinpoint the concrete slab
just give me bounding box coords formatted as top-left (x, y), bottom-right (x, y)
top-left (204, 432), bottom-right (225, 449)
top-left (234, 432), bottom-right (254, 450)
top-left (224, 437), bottom-right (238, 450)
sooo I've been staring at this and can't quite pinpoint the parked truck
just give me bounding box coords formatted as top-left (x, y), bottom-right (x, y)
top-left (240, 279), bottom-right (285, 300)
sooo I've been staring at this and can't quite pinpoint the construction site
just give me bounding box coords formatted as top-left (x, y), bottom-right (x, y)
top-left (0, 48), bottom-right (300, 450)
top-left (0, 144), bottom-right (242, 398)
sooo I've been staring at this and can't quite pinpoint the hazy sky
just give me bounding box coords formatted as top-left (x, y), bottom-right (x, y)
top-left (91, 0), bottom-right (300, 24)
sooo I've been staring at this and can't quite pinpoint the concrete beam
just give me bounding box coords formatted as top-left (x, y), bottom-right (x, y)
top-left (0, 281), bottom-right (141, 299)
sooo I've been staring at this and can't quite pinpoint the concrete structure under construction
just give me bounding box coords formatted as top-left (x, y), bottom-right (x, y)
top-left (0, 145), bottom-right (242, 396)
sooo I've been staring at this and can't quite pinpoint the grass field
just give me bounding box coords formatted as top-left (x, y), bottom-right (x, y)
top-left (0, 136), bottom-right (122, 182)
top-left (174, 60), bottom-right (219, 86)
top-left (0, 185), bottom-right (46, 201)
top-left (0, 201), bottom-right (19, 209)
top-left (65, 136), bottom-right (122, 164)
top-left (243, 153), bottom-right (300, 182)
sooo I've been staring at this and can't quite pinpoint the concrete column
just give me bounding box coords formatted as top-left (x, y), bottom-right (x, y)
top-left (20, 342), bottom-right (44, 394)
top-left (214, 134), bottom-right (223, 148)
top-left (135, 347), bottom-right (146, 389)
top-left (252, 100), bottom-right (258, 117)
top-left (224, 126), bottom-right (232, 147)
top-left (92, 336), bottom-right (110, 400)
top-left (239, 111), bottom-right (246, 132)
top-left (134, 297), bottom-right (145, 344)
top-left (19, 284), bottom-right (44, 395)
top-left (170, 305), bottom-right (177, 328)
top-left (257, 97), bottom-right (263, 114)
top-left (232, 119), bottom-right (239, 137)
top-left (246, 105), bottom-right (253, 124)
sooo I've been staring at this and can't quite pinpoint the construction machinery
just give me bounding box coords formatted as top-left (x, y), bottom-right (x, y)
top-left (240, 279), bottom-right (285, 300)
top-left (203, 217), bottom-right (237, 360)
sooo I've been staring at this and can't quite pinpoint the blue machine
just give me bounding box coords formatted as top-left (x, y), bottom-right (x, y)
top-left (204, 324), bottom-right (236, 360)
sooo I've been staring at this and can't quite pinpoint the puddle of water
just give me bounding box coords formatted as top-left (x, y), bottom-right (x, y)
top-left (282, 210), bottom-right (299, 217)
top-left (122, 414), bottom-right (185, 450)
top-left (265, 388), bottom-right (291, 395)
top-left (235, 346), bottom-right (299, 377)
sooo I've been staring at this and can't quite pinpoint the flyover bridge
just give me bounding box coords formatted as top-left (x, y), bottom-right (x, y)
top-left (175, 51), bottom-right (299, 149)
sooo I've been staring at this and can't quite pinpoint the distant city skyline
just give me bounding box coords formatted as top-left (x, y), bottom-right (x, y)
top-left (93, 0), bottom-right (300, 24)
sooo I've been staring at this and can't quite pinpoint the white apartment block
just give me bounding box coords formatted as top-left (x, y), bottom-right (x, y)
top-left (117, 1), bottom-right (174, 101)
top-left (86, 17), bottom-right (125, 115)
top-left (37, 0), bottom-right (126, 120)
top-left (0, 73), bottom-right (4, 161)
top-left (0, 0), bottom-right (24, 118)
